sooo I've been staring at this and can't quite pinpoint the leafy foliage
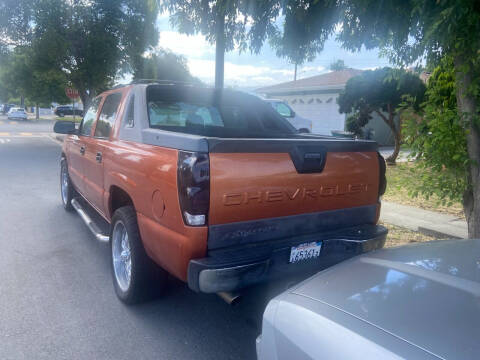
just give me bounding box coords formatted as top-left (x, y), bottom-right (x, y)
top-left (329, 59), bottom-right (347, 71)
top-left (338, 67), bottom-right (426, 163)
top-left (403, 60), bottom-right (469, 205)
top-left (1, 0), bottom-right (159, 107)
top-left (0, 47), bottom-right (69, 107)
top-left (162, 0), bottom-right (338, 61)
top-left (132, 49), bottom-right (201, 83)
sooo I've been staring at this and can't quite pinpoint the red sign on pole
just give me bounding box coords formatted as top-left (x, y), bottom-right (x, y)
top-left (65, 88), bottom-right (79, 99)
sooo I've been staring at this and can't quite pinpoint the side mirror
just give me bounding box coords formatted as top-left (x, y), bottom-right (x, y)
top-left (54, 120), bottom-right (77, 134)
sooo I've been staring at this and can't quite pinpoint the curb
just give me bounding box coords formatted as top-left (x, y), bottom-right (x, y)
top-left (417, 226), bottom-right (462, 240)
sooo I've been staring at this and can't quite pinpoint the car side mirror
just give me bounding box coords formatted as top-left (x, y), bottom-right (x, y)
top-left (54, 120), bottom-right (77, 134)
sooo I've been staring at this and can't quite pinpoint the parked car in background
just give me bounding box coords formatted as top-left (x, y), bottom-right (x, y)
top-left (54, 105), bottom-right (83, 117)
top-left (264, 99), bottom-right (313, 133)
top-left (257, 239), bottom-right (480, 360)
top-left (1, 104), bottom-right (17, 115)
top-left (54, 81), bottom-right (387, 305)
top-left (7, 107), bottom-right (27, 120)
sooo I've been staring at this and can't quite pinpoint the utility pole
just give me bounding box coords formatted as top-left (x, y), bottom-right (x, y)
top-left (294, 63), bottom-right (298, 81)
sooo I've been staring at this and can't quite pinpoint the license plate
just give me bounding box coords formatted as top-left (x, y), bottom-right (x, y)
top-left (289, 242), bottom-right (322, 263)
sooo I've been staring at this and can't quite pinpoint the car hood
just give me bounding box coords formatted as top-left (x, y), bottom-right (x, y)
top-left (292, 239), bottom-right (480, 359)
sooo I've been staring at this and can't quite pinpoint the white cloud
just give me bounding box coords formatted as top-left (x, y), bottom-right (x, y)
top-left (187, 59), bottom-right (295, 86)
top-left (158, 31), bottom-right (214, 57)
top-left (334, 23), bottom-right (343, 34)
top-left (271, 68), bottom-right (294, 76)
top-left (300, 66), bottom-right (317, 72)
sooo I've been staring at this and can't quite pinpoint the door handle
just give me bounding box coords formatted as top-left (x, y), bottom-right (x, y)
top-left (96, 152), bottom-right (102, 163)
top-left (80, 146), bottom-right (85, 155)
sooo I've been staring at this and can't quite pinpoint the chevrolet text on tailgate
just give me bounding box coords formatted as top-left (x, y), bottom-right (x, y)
top-left (54, 81), bottom-right (387, 304)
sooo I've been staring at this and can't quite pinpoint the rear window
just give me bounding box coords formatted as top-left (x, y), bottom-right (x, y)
top-left (146, 85), bottom-right (295, 138)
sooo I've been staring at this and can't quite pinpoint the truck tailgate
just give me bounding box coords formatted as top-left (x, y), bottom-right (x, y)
top-left (208, 138), bottom-right (380, 226)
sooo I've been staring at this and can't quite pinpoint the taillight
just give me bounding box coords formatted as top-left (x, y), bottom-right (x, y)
top-left (177, 151), bottom-right (210, 226)
top-left (377, 152), bottom-right (387, 198)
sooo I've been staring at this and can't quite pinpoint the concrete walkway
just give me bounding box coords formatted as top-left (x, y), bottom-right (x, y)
top-left (380, 201), bottom-right (468, 239)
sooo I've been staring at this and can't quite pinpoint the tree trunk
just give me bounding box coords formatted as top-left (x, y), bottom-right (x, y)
top-left (388, 127), bottom-right (401, 165)
top-left (35, 103), bottom-right (39, 120)
top-left (454, 56), bottom-right (480, 238)
top-left (215, 12), bottom-right (225, 89)
top-left (78, 89), bottom-right (91, 112)
top-left (375, 106), bottom-right (400, 164)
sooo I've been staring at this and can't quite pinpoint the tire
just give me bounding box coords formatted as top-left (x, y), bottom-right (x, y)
top-left (110, 206), bottom-right (167, 304)
top-left (60, 158), bottom-right (76, 211)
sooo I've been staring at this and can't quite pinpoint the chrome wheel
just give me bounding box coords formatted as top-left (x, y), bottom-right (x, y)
top-left (112, 221), bottom-right (132, 292)
top-left (61, 163), bottom-right (69, 205)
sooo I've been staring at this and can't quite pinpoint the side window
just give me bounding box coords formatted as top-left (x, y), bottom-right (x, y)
top-left (125, 94), bottom-right (134, 127)
top-left (95, 93), bottom-right (122, 138)
top-left (272, 102), bottom-right (293, 117)
top-left (79, 97), bottom-right (101, 136)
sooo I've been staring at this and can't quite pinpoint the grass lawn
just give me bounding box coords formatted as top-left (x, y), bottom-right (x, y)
top-left (384, 162), bottom-right (464, 218)
top-left (51, 116), bottom-right (82, 123)
top-left (381, 222), bottom-right (439, 248)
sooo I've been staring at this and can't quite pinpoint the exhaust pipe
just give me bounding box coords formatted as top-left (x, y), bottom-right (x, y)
top-left (217, 291), bottom-right (241, 305)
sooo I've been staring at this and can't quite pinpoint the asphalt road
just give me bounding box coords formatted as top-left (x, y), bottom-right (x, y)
top-left (0, 119), bottom-right (287, 360)
top-left (0, 116), bottom-right (54, 133)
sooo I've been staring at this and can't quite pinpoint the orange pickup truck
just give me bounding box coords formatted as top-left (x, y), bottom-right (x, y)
top-left (54, 81), bottom-right (387, 304)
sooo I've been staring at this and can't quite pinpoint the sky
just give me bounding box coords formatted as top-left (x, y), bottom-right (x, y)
top-left (156, 13), bottom-right (393, 90)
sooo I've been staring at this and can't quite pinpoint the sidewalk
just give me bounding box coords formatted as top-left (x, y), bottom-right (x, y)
top-left (380, 201), bottom-right (468, 239)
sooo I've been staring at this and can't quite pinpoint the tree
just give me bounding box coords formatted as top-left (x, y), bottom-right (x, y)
top-left (334, 0), bottom-right (480, 237)
top-left (338, 68), bottom-right (426, 164)
top-left (132, 49), bottom-right (200, 83)
top-left (1, 0), bottom-right (159, 108)
top-left (0, 47), bottom-right (69, 117)
top-left (330, 59), bottom-right (347, 71)
top-left (161, 0), bottom-right (338, 87)
top-left (403, 58), bottom-right (470, 209)
top-left (270, 37), bottom-right (318, 81)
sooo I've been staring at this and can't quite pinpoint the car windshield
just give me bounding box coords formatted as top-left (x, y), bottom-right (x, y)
top-left (147, 85), bottom-right (296, 138)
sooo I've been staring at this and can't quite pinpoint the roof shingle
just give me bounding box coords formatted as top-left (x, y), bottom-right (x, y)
top-left (255, 69), bottom-right (364, 94)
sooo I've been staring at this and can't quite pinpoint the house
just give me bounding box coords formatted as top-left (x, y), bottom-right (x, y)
top-left (255, 69), bottom-right (364, 136)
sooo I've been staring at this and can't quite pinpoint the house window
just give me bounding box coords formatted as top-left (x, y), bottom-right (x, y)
top-left (308, 98), bottom-right (314, 104)
top-left (292, 99), bottom-right (297, 104)
top-left (299, 99), bottom-right (304, 104)
top-left (316, 98), bottom-right (322, 103)
top-left (326, 97), bottom-right (333, 103)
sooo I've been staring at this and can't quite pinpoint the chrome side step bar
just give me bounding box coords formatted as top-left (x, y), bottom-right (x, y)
top-left (71, 198), bottom-right (110, 243)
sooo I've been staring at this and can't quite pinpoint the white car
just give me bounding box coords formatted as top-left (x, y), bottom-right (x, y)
top-left (7, 107), bottom-right (27, 120)
top-left (264, 99), bottom-right (313, 133)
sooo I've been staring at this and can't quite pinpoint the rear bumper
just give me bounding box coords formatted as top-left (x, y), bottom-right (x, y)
top-left (187, 224), bottom-right (387, 293)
